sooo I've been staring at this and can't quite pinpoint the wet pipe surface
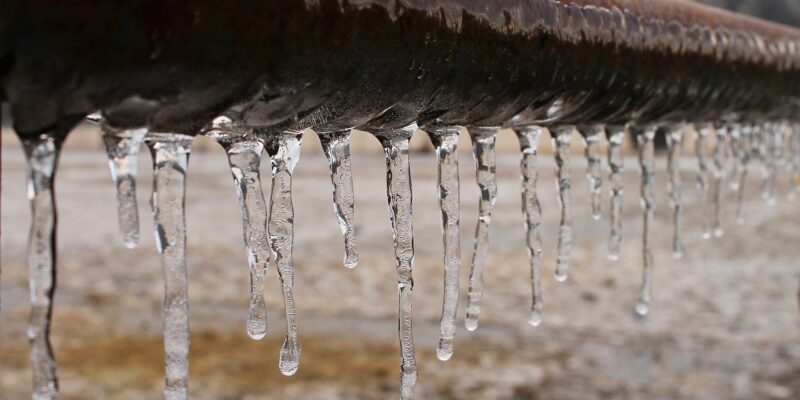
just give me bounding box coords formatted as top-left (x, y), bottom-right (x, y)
top-left (2, 0), bottom-right (800, 399)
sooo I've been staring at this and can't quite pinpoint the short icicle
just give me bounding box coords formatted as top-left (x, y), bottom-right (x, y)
top-left (735, 125), bottom-right (754, 225)
top-left (100, 122), bottom-right (147, 248)
top-left (665, 125), bottom-right (685, 259)
top-left (426, 126), bottom-right (461, 361)
top-left (374, 124), bottom-right (419, 400)
top-left (318, 130), bottom-right (359, 269)
top-left (145, 132), bottom-right (194, 400)
top-left (265, 131), bottom-right (303, 376)
top-left (711, 125), bottom-right (728, 238)
top-left (635, 127), bottom-right (656, 317)
top-left (464, 126), bottom-right (499, 332)
top-left (789, 124), bottom-right (800, 201)
top-left (580, 126), bottom-right (604, 220)
top-left (21, 134), bottom-right (62, 400)
top-left (696, 125), bottom-right (713, 239)
top-left (606, 126), bottom-right (625, 260)
top-left (552, 126), bottom-right (574, 282)
top-left (515, 126), bottom-right (545, 326)
top-left (205, 116), bottom-right (270, 340)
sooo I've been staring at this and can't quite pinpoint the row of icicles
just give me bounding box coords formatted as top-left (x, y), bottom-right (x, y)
top-left (15, 117), bottom-right (800, 400)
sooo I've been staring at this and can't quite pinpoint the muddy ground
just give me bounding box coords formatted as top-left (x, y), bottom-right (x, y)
top-left (1, 127), bottom-right (799, 399)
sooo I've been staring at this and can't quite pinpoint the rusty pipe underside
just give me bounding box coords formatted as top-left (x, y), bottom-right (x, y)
top-left (1, 0), bottom-right (800, 139)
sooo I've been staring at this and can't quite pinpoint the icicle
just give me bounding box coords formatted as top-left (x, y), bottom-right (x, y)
top-left (635, 127), bottom-right (656, 317)
top-left (374, 124), bottom-right (418, 400)
top-left (552, 127), bottom-right (573, 282)
top-left (696, 125), bottom-right (713, 239)
top-left (21, 134), bottom-right (61, 400)
top-left (205, 116), bottom-right (270, 340)
top-left (318, 131), bottom-right (359, 269)
top-left (426, 127), bottom-right (461, 361)
top-left (762, 123), bottom-right (780, 204)
top-left (580, 126), bottom-right (604, 220)
top-left (789, 124), bottom-right (800, 201)
top-left (711, 125), bottom-right (727, 238)
top-left (100, 123), bottom-right (147, 248)
top-left (735, 125), bottom-right (755, 225)
top-left (728, 125), bottom-right (743, 192)
top-left (514, 127), bottom-right (545, 326)
top-left (145, 133), bottom-right (194, 400)
top-left (265, 131), bottom-right (303, 377)
top-left (665, 125), bottom-right (685, 259)
top-left (464, 126), bottom-right (499, 332)
top-left (606, 126), bottom-right (625, 260)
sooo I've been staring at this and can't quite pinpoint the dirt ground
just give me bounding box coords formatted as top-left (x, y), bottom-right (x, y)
top-left (1, 127), bottom-right (799, 399)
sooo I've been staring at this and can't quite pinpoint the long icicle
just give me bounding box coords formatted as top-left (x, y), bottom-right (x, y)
top-left (145, 133), bottom-right (194, 400)
top-left (319, 130), bottom-right (359, 269)
top-left (100, 123), bottom-right (147, 249)
top-left (761, 123), bottom-right (779, 204)
top-left (665, 125), bottom-right (685, 259)
top-left (606, 126), bottom-right (625, 260)
top-left (696, 124), bottom-right (712, 239)
top-left (580, 126), bottom-right (604, 220)
top-left (265, 131), bottom-right (303, 376)
top-left (21, 134), bottom-right (61, 400)
top-left (515, 126), bottom-right (545, 326)
top-left (426, 127), bottom-right (461, 361)
top-left (464, 126), bottom-right (499, 332)
top-left (206, 116), bottom-right (270, 340)
top-left (552, 126), bottom-right (573, 282)
top-left (374, 124), bottom-right (418, 400)
top-left (635, 127), bottom-right (656, 317)
top-left (712, 125), bottom-right (727, 238)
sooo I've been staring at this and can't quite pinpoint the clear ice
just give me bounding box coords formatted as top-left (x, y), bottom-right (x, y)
top-left (21, 134), bottom-right (61, 400)
top-left (606, 126), bottom-right (625, 260)
top-left (375, 124), bottom-right (418, 400)
top-left (515, 126), bottom-right (545, 326)
top-left (266, 131), bottom-right (303, 376)
top-left (695, 125), bottom-right (713, 239)
top-left (635, 128), bottom-right (656, 317)
top-left (100, 123), bottom-right (147, 248)
top-left (711, 126), bottom-right (728, 238)
top-left (552, 127), bottom-right (573, 282)
top-left (145, 133), bottom-right (194, 400)
top-left (205, 116), bottom-right (270, 340)
top-left (665, 125), bottom-right (685, 259)
top-left (426, 127), bottom-right (461, 361)
top-left (319, 130), bottom-right (359, 269)
top-left (735, 125), bottom-right (754, 224)
top-left (580, 126), bottom-right (604, 220)
top-left (464, 126), bottom-right (499, 332)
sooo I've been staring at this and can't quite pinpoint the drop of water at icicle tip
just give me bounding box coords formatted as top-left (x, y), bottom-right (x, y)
top-left (607, 254), bottom-right (620, 261)
top-left (673, 250), bottom-right (684, 260)
top-left (702, 232), bottom-right (712, 240)
top-left (714, 228), bottom-right (724, 238)
top-left (436, 339), bottom-right (454, 361)
top-left (247, 295), bottom-right (267, 340)
top-left (528, 310), bottom-right (543, 327)
top-left (279, 339), bottom-right (301, 376)
top-left (635, 301), bottom-right (650, 317)
top-left (554, 270), bottom-right (568, 283)
top-left (464, 318), bottom-right (479, 332)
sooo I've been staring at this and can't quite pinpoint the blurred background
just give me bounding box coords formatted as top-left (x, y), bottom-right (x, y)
top-left (1, 1), bottom-right (800, 399)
